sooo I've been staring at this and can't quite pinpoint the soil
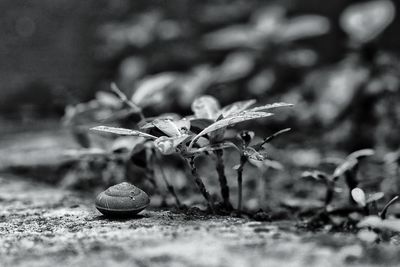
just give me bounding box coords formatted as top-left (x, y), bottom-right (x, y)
top-left (2, 175), bottom-right (400, 267)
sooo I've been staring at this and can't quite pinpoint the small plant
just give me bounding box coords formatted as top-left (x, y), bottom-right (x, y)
top-left (189, 95), bottom-right (255, 209)
top-left (233, 128), bottom-right (290, 215)
top-left (350, 187), bottom-right (399, 219)
top-left (188, 95), bottom-right (288, 209)
top-left (350, 187), bottom-right (384, 215)
top-left (302, 149), bottom-right (375, 210)
top-left (90, 92), bottom-right (292, 214)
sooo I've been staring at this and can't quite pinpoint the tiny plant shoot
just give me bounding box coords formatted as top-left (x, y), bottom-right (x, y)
top-left (234, 128), bottom-right (291, 215)
top-left (303, 149), bottom-right (375, 211)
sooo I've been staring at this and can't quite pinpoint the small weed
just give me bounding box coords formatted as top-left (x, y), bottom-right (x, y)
top-left (87, 86), bottom-right (292, 215)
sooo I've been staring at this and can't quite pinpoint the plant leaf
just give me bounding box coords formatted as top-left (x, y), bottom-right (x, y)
top-left (233, 164), bottom-right (241, 171)
top-left (216, 52), bottom-right (255, 83)
top-left (203, 25), bottom-right (256, 50)
top-left (191, 95), bottom-right (221, 120)
top-left (333, 159), bottom-right (358, 179)
top-left (278, 15), bottom-right (330, 42)
top-left (249, 158), bottom-right (283, 170)
top-left (348, 149), bottom-right (375, 161)
top-left (95, 91), bottom-right (123, 109)
top-left (351, 188), bottom-right (367, 207)
top-left (178, 65), bottom-right (214, 106)
top-left (189, 111), bottom-right (274, 148)
top-left (340, 0), bottom-right (395, 43)
top-left (218, 99), bottom-right (256, 118)
top-left (63, 148), bottom-right (108, 158)
top-left (186, 142), bottom-right (238, 155)
top-left (189, 118), bottom-right (214, 132)
top-left (154, 135), bottom-right (190, 155)
top-left (366, 192), bottom-right (384, 203)
top-left (111, 137), bottom-right (146, 153)
top-left (245, 102), bottom-right (293, 113)
top-left (244, 147), bottom-right (265, 161)
top-left (253, 128), bottom-right (291, 149)
top-left (131, 73), bottom-right (176, 106)
top-left (143, 118), bottom-right (190, 137)
top-left (90, 126), bottom-right (157, 139)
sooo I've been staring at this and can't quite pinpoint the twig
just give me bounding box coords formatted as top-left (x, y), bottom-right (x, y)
top-left (187, 157), bottom-right (215, 213)
top-left (110, 83), bottom-right (145, 121)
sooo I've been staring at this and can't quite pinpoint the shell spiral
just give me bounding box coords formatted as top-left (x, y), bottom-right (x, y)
top-left (95, 182), bottom-right (150, 217)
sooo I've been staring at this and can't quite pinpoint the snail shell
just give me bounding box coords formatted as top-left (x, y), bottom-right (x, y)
top-left (95, 182), bottom-right (150, 217)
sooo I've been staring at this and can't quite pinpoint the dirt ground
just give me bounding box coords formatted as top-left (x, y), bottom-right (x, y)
top-left (1, 174), bottom-right (400, 267)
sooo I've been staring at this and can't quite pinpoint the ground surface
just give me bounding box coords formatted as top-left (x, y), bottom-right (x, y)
top-left (2, 126), bottom-right (400, 267)
top-left (1, 175), bottom-right (400, 267)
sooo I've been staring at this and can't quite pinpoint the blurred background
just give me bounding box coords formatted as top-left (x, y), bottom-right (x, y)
top-left (1, 0), bottom-right (400, 211)
top-left (1, 0), bottom-right (400, 153)
top-left (1, 0), bottom-right (400, 152)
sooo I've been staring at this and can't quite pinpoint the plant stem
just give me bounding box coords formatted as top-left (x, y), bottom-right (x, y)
top-left (260, 128), bottom-right (291, 147)
top-left (152, 150), bottom-right (182, 208)
top-left (236, 155), bottom-right (247, 215)
top-left (324, 180), bottom-right (335, 208)
top-left (214, 150), bottom-right (232, 209)
top-left (380, 195), bottom-right (399, 220)
top-left (187, 157), bottom-right (215, 213)
top-left (110, 82), bottom-right (145, 121)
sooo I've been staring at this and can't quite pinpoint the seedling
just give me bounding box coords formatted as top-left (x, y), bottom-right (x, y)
top-left (302, 149), bottom-right (375, 209)
top-left (90, 95), bottom-right (292, 214)
top-left (233, 128), bottom-right (291, 215)
top-left (333, 149), bottom-right (375, 203)
top-left (379, 195), bottom-right (399, 220)
top-left (139, 118), bottom-right (212, 207)
top-left (189, 95), bottom-right (258, 209)
top-left (350, 187), bottom-right (385, 215)
top-left (301, 170), bottom-right (337, 208)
